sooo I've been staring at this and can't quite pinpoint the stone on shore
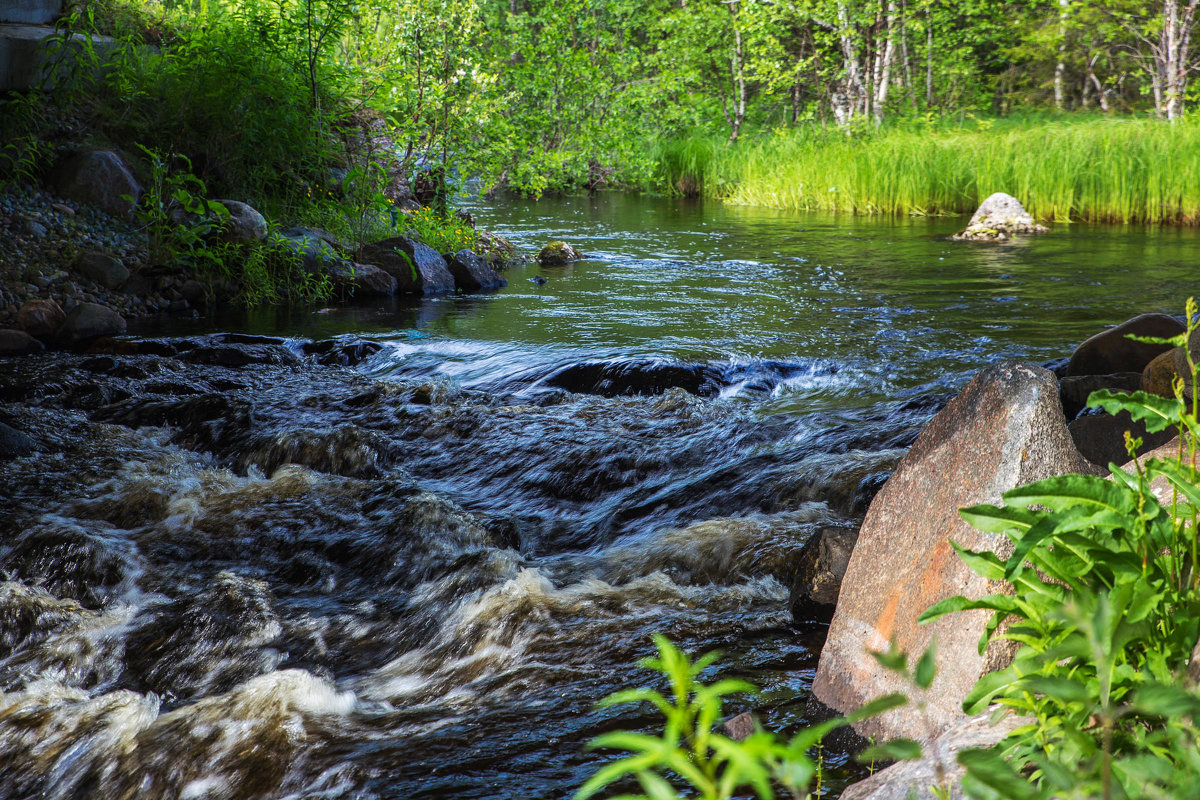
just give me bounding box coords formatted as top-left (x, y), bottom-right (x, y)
top-left (17, 298), bottom-right (65, 339)
top-left (50, 150), bottom-right (141, 220)
top-left (950, 193), bottom-right (1048, 241)
top-left (359, 236), bottom-right (455, 295)
top-left (537, 240), bottom-right (584, 265)
top-left (812, 362), bottom-right (1099, 743)
top-left (1143, 348), bottom-right (1179, 397)
top-left (1172, 327), bottom-right (1200, 397)
top-left (216, 199), bottom-right (268, 244)
top-left (446, 249), bottom-right (507, 291)
top-left (1065, 313), bottom-right (1184, 377)
top-left (278, 227), bottom-right (350, 274)
top-left (0, 328), bottom-right (44, 355)
top-left (335, 263), bottom-right (398, 297)
top-left (74, 250), bottom-right (130, 289)
top-left (1069, 411), bottom-right (1174, 469)
top-left (1058, 372), bottom-right (1141, 421)
top-left (789, 525), bottom-right (858, 612)
top-left (60, 302), bottom-right (126, 345)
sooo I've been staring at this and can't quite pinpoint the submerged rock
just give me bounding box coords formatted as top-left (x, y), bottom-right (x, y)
top-left (812, 362), bottom-right (1099, 742)
top-left (543, 358), bottom-right (724, 398)
top-left (951, 192), bottom-right (1048, 241)
top-left (537, 240), bottom-right (584, 265)
top-left (0, 421), bottom-right (38, 458)
top-left (1065, 312), bottom-right (1183, 377)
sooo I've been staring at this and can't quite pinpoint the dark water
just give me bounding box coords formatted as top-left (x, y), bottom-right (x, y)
top-left (0, 193), bottom-right (1196, 800)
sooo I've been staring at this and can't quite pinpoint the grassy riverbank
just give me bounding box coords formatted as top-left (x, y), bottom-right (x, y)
top-left (656, 116), bottom-right (1200, 225)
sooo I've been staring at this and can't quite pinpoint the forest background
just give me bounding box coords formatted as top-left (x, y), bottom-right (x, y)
top-left (9, 0), bottom-right (1200, 226)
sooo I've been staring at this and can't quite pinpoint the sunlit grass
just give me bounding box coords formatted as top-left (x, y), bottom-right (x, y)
top-left (657, 116), bottom-right (1200, 224)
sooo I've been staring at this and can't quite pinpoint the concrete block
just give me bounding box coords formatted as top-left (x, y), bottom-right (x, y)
top-left (0, 23), bottom-right (115, 92)
top-left (0, 0), bottom-right (64, 25)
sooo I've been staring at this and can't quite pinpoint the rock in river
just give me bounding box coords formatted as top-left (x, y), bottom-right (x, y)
top-left (1065, 312), bottom-right (1184, 377)
top-left (812, 362), bottom-right (1099, 743)
top-left (537, 240), bottom-right (584, 265)
top-left (360, 236), bottom-right (455, 295)
top-left (446, 249), bottom-right (507, 291)
top-left (17, 298), bottom-right (65, 340)
top-left (59, 303), bottom-right (126, 345)
top-left (951, 192), bottom-right (1048, 241)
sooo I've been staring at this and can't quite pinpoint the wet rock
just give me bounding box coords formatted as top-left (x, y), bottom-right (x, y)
top-left (74, 251), bottom-right (129, 289)
top-left (447, 249), bottom-right (507, 291)
top-left (1069, 410), bottom-right (1174, 469)
top-left (840, 712), bottom-right (1024, 800)
top-left (543, 358), bottom-right (725, 398)
top-left (0, 421), bottom-right (37, 458)
top-left (360, 236), bottom-right (455, 295)
top-left (0, 328), bottom-right (44, 356)
top-left (950, 192), bottom-right (1048, 241)
top-left (179, 342), bottom-right (300, 368)
top-left (180, 280), bottom-right (207, 308)
top-left (0, 582), bottom-right (90, 660)
top-left (17, 298), bottom-right (65, 339)
top-left (1172, 327), bottom-right (1200, 397)
top-left (537, 240), bottom-right (584, 265)
top-left (1058, 371), bottom-right (1141, 420)
top-left (50, 150), bottom-right (141, 219)
top-left (1142, 348), bottom-right (1179, 397)
top-left (1065, 313), bottom-right (1183, 377)
top-left (722, 712), bottom-right (756, 742)
top-left (371, 491), bottom-right (497, 588)
top-left (215, 199), bottom-right (268, 243)
top-left (59, 302), bottom-right (126, 345)
top-left (336, 262), bottom-right (397, 297)
top-left (812, 362), bottom-right (1100, 742)
top-left (788, 525), bottom-right (858, 613)
top-left (93, 393), bottom-right (254, 455)
top-left (124, 571), bottom-right (283, 701)
top-left (303, 337), bottom-right (383, 367)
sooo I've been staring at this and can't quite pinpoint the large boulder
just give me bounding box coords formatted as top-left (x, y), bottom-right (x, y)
top-left (331, 263), bottom-right (398, 298)
top-left (215, 200), bottom-right (268, 244)
top-left (1143, 348), bottom-right (1178, 397)
top-left (74, 251), bottom-right (130, 289)
top-left (951, 193), bottom-right (1048, 241)
top-left (50, 150), bottom-right (141, 219)
top-left (359, 236), bottom-right (455, 295)
top-left (1069, 411), bottom-right (1175, 469)
top-left (812, 362), bottom-right (1099, 742)
top-left (840, 712), bottom-right (1024, 800)
top-left (1065, 313), bottom-right (1183, 377)
top-left (1, 0), bottom-right (64, 24)
top-left (446, 249), bottom-right (507, 291)
top-left (17, 298), bottom-right (64, 339)
top-left (1058, 372), bottom-right (1142, 421)
top-left (278, 227), bottom-right (351, 275)
top-left (59, 303), bottom-right (126, 345)
top-left (0, 328), bottom-right (44, 356)
top-left (537, 240), bottom-right (584, 265)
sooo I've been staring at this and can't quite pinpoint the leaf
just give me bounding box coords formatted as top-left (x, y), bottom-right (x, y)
top-left (1088, 389), bottom-right (1183, 433)
top-left (1020, 676), bottom-right (1095, 704)
top-left (1004, 515), bottom-right (1061, 581)
top-left (963, 663), bottom-right (1020, 714)
top-left (1125, 332), bottom-right (1187, 347)
top-left (959, 503), bottom-right (1039, 535)
top-left (949, 541), bottom-right (1007, 581)
top-left (919, 594), bottom-right (1020, 625)
top-left (958, 747), bottom-right (1037, 797)
top-left (1003, 474), bottom-right (1136, 515)
top-left (847, 692), bottom-right (908, 723)
top-left (914, 641), bottom-right (938, 690)
top-left (858, 737), bottom-right (922, 763)
top-left (870, 646), bottom-right (907, 673)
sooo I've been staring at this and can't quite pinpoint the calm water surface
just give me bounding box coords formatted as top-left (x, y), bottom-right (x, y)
top-left (2, 194), bottom-right (1196, 800)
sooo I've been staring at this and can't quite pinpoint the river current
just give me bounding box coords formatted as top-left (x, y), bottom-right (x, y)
top-left (0, 194), bottom-right (1196, 799)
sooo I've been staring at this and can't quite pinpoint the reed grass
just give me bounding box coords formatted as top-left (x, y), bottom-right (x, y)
top-left (657, 117), bottom-right (1200, 224)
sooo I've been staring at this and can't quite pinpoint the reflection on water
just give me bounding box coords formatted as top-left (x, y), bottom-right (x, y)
top-left (3, 194), bottom-right (1194, 800)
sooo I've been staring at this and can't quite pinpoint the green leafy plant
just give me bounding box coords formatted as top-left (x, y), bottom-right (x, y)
top-left (128, 145), bottom-right (229, 269)
top-left (920, 299), bottom-right (1200, 799)
top-left (401, 205), bottom-right (479, 255)
top-left (576, 634), bottom-right (907, 800)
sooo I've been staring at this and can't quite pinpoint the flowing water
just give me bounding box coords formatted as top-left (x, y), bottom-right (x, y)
top-left (1, 193), bottom-right (1197, 800)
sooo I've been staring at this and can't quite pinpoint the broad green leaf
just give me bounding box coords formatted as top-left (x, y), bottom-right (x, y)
top-left (915, 641), bottom-right (937, 689)
top-left (1004, 515), bottom-right (1061, 580)
top-left (960, 503), bottom-right (1039, 534)
top-left (1088, 389), bottom-right (1183, 433)
top-left (1003, 474), bottom-right (1136, 514)
top-left (635, 771), bottom-right (681, 800)
top-left (847, 692), bottom-right (908, 723)
top-left (958, 747), bottom-right (1036, 797)
top-left (950, 541), bottom-right (1007, 581)
top-left (1146, 459), bottom-right (1200, 508)
top-left (919, 594), bottom-right (1019, 625)
top-left (964, 664), bottom-right (1021, 714)
top-left (1020, 676), bottom-right (1095, 704)
top-left (870, 646), bottom-right (907, 673)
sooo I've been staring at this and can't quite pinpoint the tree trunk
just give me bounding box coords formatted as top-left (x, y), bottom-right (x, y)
top-left (729, 3), bottom-right (746, 142)
top-left (925, 7), bottom-right (933, 106)
top-left (872, 0), bottom-right (897, 125)
top-left (1054, 0), bottom-right (1069, 109)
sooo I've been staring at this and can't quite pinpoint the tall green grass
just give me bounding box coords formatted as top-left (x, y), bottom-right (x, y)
top-left (662, 117), bottom-right (1200, 224)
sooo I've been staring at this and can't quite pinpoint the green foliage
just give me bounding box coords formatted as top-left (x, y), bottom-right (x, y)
top-left (223, 232), bottom-right (334, 308)
top-left (401, 206), bottom-right (479, 255)
top-left (576, 634), bottom-right (913, 800)
top-left (130, 145), bottom-right (229, 269)
top-left (922, 299), bottom-right (1200, 799)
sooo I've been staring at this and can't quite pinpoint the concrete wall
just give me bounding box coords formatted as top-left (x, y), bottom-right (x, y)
top-left (0, 0), bottom-right (65, 25)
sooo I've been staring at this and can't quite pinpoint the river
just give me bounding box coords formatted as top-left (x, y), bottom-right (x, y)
top-left (0, 193), bottom-right (1195, 799)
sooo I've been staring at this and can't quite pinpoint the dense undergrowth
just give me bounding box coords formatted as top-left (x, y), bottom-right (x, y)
top-left (654, 116), bottom-right (1200, 225)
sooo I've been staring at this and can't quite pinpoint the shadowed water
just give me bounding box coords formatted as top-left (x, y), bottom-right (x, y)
top-left (0, 194), bottom-right (1196, 800)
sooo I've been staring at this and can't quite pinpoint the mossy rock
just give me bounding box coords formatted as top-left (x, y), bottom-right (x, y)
top-left (537, 240), bottom-right (584, 265)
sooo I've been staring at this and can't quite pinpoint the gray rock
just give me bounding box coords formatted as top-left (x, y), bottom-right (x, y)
top-left (74, 251), bottom-right (129, 289)
top-left (789, 525), bottom-right (858, 612)
top-left (1070, 410), bottom-right (1175, 469)
top-left (60, 302), bottom-right (126, 344)
top-left (1058, 371), bottom-right (1142, 420)
top-left (812, 362), bottom-right (1100, 743)
top-left (840, 712), bottom-right (1024, 800)
top-left (1066, 313), bottom-right (1184, 377)
top-left (446, 249), bottom-right (507, 291)
top-left (360, 236), bottom-right (455, 295)
top-left (0, 0), bottom-right (64, 24)
top-left (0, 328), bottom-right (44, 355)
top-left (336, 263), bottom-right (398, 297)
top-left (215, 199), bottom-right (268, 244)
top-left (17, 298), bottom-right (64, 338)
top-left (951, 192), bottom-right (1049, 241)
top-left (278, 227), bottom-right (351, 274)
top-left (23, 218), bottom-right (47, 237)
top-left (50, 150), bottom-right (141, 219)
top-left (0, 422), bottom-right (37, 458)
top-left (537, 240), bottom-right (584, 265)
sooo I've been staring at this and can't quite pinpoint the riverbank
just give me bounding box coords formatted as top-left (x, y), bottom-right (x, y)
top-left (657, 116), bottom-right (1200, 225)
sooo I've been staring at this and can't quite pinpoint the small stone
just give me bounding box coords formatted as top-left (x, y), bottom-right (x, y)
top-left (17, 298), bottom-right (65, 339)
top-left (75, 251), bottom-right (130, 289)
top-left (59, 302), bottom-right (127, 345)
top-left (51, 202), bottom-right (75, 215)
top-left (537, 240), bottom-right (584, 265)
top-left (1143, 348), bottom-right (1179, 398)
top-left (23, 219), bottom-right (48, 238)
